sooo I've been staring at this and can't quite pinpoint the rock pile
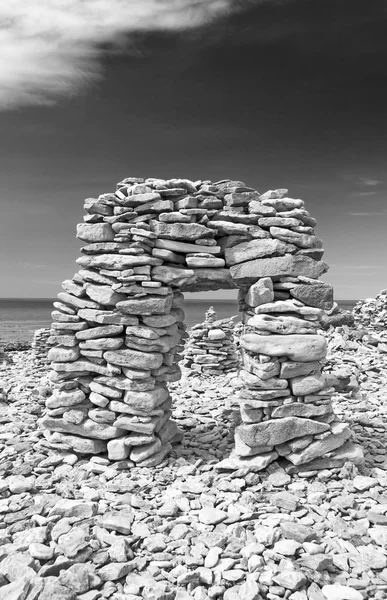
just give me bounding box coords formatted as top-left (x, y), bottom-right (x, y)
top-left (43, 177), bottom-right (363, 472)
top-left (0, 350), bottom-right (387, 599)
top-left (183, 306), bottom-right (240, 375)
top-left (353, 289), bottom-right (387, 331)
top-left (32, 328), bottom-right (52, 366)
top-left (320, 302), bottom-right (355, 330)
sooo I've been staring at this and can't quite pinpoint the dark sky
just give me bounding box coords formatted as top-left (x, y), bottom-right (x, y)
top-left (0, 0), bottom-right (386, 299)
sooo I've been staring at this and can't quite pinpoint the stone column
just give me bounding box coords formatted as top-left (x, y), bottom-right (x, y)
top-left (219, 191), bottom-right (364, 473)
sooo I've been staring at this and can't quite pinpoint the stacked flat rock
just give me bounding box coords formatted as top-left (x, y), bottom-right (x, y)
top-left (183, 306), bottom-right (239, 375)
top-left (32, 328), bottom-right (52, 366)
top-left (353, 289), bottom-right (387, 331)
top-left (42, 177), bottom-right (363, 471)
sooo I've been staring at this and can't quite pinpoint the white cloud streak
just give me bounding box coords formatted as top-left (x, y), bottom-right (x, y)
top-left (0, 0), bottom-right (235, 110)
top-left (359, 177), bottom-right (383, 186)
top-left (350, 212), bottom-right (386, 216)
top-left (330, 264), bottom-right (383, 269)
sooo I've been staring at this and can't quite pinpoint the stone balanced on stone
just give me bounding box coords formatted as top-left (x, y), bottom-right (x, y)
top-left (183, 306), bottom-right (239, 375)
top-left (41, 177), bottom-right (364, 471)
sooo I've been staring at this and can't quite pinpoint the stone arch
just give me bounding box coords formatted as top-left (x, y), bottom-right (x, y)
top-left (42, 177), bottom-right (363, 473)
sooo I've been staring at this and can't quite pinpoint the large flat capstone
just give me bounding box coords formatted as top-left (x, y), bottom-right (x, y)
top-left (230, 254), bottom-right (328, 284)
top-left (225, 239), bottom-right (297, 266)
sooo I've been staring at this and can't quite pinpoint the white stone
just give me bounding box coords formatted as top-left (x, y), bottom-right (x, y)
top-left (321, 584), bottom-right (363, 600)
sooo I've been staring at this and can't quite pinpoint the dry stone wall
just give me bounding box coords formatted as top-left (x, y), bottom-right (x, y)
top-left (42, 177), bottom-right (363, 471)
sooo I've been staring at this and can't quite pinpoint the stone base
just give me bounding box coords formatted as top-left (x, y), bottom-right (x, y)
top-left (284, 441), bottom-right (365, 474)
top-left (216, 442), bottom-right (364, 474)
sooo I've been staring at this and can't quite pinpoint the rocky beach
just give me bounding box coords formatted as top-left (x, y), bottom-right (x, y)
top-left (0, 290), bottom-right (387, 600)
top-left (0, 176), bottom-right (386, 600)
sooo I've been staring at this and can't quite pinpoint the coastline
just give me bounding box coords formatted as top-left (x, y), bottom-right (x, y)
top-left (0, 298), bottom-right (358, 346)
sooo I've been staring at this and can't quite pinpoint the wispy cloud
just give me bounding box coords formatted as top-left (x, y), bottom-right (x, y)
top-left (0, 0), bottom-right (236, 110)
top-left (359, 177), bottom-right (384, 186)
top-left (19, 262), bottom-right (47, 268)
top-left (349, 212), bottom-right (386, 216)
top-left (330, 264), bottom-right (383, 269)
top-left (350, 191), bottom-right (377, 197)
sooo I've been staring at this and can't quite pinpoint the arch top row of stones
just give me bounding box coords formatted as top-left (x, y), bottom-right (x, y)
top-left (41, 176), bottom-right (364, 472)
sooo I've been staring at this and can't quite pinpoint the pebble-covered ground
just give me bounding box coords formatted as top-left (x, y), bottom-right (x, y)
top-left (0, 331), bottom-right (387, 600)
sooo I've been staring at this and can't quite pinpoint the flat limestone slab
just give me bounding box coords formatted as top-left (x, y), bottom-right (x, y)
top-left (152, 266), bottom-right (236, 292)
top-left (236, 417), bottom-right (330, 447)
top-left (77, 254), bottom-right (162, 270)
top-left (77, 309), bottom-right (139, 326)
top-left (51, 359), bottom-right (120, 376)
top-left (103, 348), bottom-right (163, 370)
top-left (45, 432), bottom-right (106, 454)
top-left (225, 238), bottom-right (297, 266)
top-left (285, 441), bottom-right (364, 473)
top-left (247, 314), bottom-right (318, 335)
top-left (230, 254), bottom-right (328, 284)
top-left (40, 417), bottom-right (126, 440)
top-left (271, 402), bottom-right (332, 419)
top-left (116, 295), bottom-right (172, 315)
top-left (241, 333), bottom-right (327, 362)
top-left (77, 223), bottom-right (114, 242)
top-left (151, 221), bottom-right (213, 241)
top-left (216, 450), bottom-right (278, 471)
top-left (290, 282), bottom-right (334, 310)
top-left (286, 426), bottom-right (351, 465)
top-left (154, 239), bottom-right (221, 254)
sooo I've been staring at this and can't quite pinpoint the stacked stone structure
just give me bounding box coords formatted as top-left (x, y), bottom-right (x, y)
top-left (42, 177), bottom-right (363, 471)
top-left (32, 328), bottom-right (52, 366)
top-left (183, 306), bottom-right (239, 375)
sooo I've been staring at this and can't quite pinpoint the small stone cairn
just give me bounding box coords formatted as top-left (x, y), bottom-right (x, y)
top-left (32, 328), bottom-right (52, 366)
top-left (42, 177), bottom-right (363, 472)
top-left (183, 306), bottom-right (239, 375)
